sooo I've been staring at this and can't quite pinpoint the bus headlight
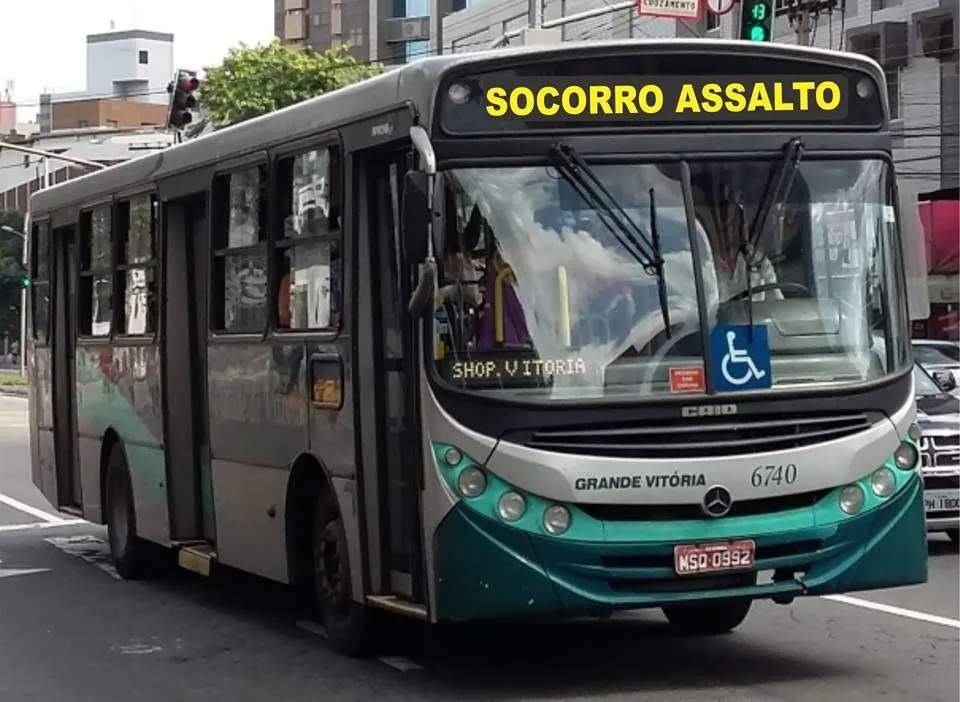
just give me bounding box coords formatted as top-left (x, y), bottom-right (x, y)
top-left (893, 442), bottom-right (918, 470)
top-left (457, 467), bottom-right (486, 498)
top-left (543, 505), bottom-right (571, 535)
top-left (443, 447), bottom-right (462, 466)
top-left (839, 484), bottom-right (865, 514)
top-left (870, 467), bottom-right (896, 497)
top-left (496, 491), bottom-right (526, 522)
top-left (907, 423), bottom-right (922, 441)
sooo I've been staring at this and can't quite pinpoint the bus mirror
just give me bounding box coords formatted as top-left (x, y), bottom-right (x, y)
top-left (402, 171), bottom-right (430, 263)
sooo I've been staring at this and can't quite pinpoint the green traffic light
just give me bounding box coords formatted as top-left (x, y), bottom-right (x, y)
top-left (750, 2), bottom-right (767, 20)
top-left (749, 25), bottom-right (767, 41)
top-left (21, 276), bottom-right (30, 288)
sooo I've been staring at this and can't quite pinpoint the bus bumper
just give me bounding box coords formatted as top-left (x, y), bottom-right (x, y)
top-left (432, 474), bottom-right (928, 622)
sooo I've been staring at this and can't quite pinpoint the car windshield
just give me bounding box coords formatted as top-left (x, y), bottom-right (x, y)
top-left (913, 344), bottom-right (960, 366)
top-left (431, 158), bottom-right (909, 402)
top-left (914, 363), bottom-right (943, 396)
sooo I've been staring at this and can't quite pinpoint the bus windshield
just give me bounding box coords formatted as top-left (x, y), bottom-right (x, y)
top-left (431, 157), bottom-right (909, 401)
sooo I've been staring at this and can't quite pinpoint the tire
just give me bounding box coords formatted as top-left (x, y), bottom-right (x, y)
top-left (662, 598), bottom-right (752, 635)
top-left (947, 529), bottom-right (959, 545)
top-left (312, 492), bottom-right (379, 657)
top-left (105, 442), bottom-right (148, 580)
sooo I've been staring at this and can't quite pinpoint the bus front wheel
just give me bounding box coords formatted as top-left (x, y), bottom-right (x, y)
top-left (662, 598), bottom-right (752, 635)
top-left (105, 443), bottom-right (147, 580)
top-left (312, 492), bottom-right (378, 657)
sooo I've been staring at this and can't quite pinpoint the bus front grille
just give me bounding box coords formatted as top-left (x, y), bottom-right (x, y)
top-left (524, 412), bottom-right (873, 459)
top-left (578, 489), bottom-right (831, 522)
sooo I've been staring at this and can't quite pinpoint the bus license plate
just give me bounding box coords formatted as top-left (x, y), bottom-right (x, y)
top-left (924, 489), bottom-right (960, 513)
top-left (674, 540), bottom-right (755, 576)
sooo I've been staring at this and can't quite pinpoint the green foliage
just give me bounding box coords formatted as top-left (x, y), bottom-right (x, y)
top-left (199, 40), bottom-right (384, 127)
top-left (0, 210), bottom-right (25, 344)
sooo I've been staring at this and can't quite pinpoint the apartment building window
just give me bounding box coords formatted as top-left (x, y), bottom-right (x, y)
top-left (139, 50), bottom-right (149, 64)
top-left (886, 67), bottom-right (902, 120)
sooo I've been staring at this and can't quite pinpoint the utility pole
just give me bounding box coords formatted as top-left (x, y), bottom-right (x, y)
top-left (795, 1), bottom-right (813, 46)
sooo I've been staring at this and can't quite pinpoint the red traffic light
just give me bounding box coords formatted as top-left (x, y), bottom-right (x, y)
top-left (184, 76), bottom-right (200, 92)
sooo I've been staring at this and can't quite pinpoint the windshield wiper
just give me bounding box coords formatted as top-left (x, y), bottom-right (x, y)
top-left (747, 137), bottom-right (805, 252)
top-left (550, 142), bottom-right (671, 337)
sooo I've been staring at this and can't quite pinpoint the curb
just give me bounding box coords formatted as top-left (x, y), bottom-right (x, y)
top-left (0, 386), bottom-right (28, 397)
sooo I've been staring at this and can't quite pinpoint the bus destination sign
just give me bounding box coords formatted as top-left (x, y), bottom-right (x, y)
top-left (482, 76), bottom-right (848, 122)
top-left (438, 68), bottom-right (883, 133)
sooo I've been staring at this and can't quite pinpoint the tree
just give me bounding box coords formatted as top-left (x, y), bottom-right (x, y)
top-left (199, 40), bottom-right (384, 127)
top-left (0, 210), bottom-right (25, 345)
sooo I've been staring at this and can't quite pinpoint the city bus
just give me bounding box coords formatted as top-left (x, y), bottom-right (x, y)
top-left (25, 39), bottom-right (928, 657)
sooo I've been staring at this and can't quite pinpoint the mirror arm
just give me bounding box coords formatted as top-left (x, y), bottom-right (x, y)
top-left (408, 125), bottom-right (439, 316)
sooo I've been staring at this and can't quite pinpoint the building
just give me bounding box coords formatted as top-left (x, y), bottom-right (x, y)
top-left (0, 128), bottom-right (174, 214)
top-left (274, 0), bottom-right (433, 64)
top-left (38, 30), bottom-right (175, 133)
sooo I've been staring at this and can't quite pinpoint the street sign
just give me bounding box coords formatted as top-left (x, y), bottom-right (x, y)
top-left (706, 0), bottom-right (736, 14)
top-left (637, 0), bottom-right (702, 20)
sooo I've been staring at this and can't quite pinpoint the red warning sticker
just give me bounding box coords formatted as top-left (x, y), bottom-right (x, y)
top-left (669, 367), bottom-right (705, 393)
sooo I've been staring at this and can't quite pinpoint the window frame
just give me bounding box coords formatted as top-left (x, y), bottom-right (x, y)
top-left (30, 219), bottom-right (52, 346)
top-left (210, 154), bottom-right (271, 338)
top-left (77, 200), bottom-right (115, 339)
top-left (115, 191), bottom-right (160, 340)
top-left (269, 135), bottom-right (344, 338)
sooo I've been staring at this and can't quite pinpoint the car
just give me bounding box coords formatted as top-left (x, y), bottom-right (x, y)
top-left (913, 361), bottom-right (960, 544)
top-left (912, 339), bottom-right (960, 396)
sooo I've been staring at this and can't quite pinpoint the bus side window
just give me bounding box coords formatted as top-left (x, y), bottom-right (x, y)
top-left (272, 144), bottom-right (342, 331)
top-left (78, 204), bottom-right (113, 337)
top-left (116, 195), bottom-right (159, 336)
top-left (211, 165), bottom-right (269, 334)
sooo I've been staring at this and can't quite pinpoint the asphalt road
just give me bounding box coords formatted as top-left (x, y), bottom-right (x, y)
top-left (0, 394), bottom-right (957, 702)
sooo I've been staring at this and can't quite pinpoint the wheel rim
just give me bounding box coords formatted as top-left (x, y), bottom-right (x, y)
top-left (109, 474), bottom-right (129, 556)
top-left (314, 523), bottom-right (349, 617)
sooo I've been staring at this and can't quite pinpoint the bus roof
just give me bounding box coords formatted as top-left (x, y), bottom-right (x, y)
top-left (29, 38), bottom-right (884, 218)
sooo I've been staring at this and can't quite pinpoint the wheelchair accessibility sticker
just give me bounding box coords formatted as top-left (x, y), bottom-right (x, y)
top-left (709, 324), bottom-right (773, 392)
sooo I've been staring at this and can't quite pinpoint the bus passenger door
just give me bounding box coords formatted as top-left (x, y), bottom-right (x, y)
top-left (161, 194), bottom-right (212, 544)
top-left (51, 224), bottom-right (81, 509)
top-left (362, 147), bottom-right (425, 606)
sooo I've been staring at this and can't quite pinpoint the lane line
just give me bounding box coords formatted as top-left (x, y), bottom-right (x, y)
top-left (0, 492), bottom-right (71, 524)
top-left (0, 520), bottom-right (86, 533)
top-left (822, 594), bottom-right (960, 629)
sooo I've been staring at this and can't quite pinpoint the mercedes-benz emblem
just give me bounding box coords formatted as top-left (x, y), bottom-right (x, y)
top-left (701, 485), bottom-right (733, 518)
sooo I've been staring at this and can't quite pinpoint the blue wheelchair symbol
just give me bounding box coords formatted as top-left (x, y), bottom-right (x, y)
top-left (709, 324), bottom-right (773, 392)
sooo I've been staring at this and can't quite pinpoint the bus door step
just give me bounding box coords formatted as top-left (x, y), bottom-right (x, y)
top-left (175, 541), bottom-right (216, 577)
top-left (366, 595), bottom-right (428, 620)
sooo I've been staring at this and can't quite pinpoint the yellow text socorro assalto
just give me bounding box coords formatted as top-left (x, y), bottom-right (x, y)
top-left (484, 80), bottom-right (843, 117)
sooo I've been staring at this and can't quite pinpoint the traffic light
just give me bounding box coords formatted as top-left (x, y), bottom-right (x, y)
top-left (166, 70), bottom-right (200, 129)
top-left (21, 275), bottom-right (30, 288)
top-left (739, 0), bottom-right (774, 41)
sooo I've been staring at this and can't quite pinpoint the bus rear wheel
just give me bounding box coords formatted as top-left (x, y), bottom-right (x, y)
top-left (662, 599), bottom-right (752, 635)
top-left (105, 443), bottom-right (148, 580)
top-left (312, 493), bottom-right (378, 657)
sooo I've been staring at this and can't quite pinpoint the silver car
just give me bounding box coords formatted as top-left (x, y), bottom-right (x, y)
top-left (914, 362), bottom-right (960, 543)
top-left (913, 339), bottom-right (960, 397)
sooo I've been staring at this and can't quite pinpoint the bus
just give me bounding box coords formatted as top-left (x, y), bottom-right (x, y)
top-left (25, 39), bottom-right (928, 656)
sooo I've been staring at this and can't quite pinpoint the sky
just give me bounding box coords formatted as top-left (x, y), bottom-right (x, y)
top-left (1, 0), bottom-right (275, 122)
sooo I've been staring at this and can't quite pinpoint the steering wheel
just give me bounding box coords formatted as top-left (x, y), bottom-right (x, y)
top-left (726, 282), bottom-right (810, 301)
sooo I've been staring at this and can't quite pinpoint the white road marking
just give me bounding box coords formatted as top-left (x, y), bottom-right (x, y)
top-left (0, 520), bottom-right (86, 533)
top-left (45, 534), bottom-right (120, 580)
top-left (822, 594), bottom-right (960, 629)
top-left (0, 559), bottom-right (49, 579)
top-left (0, 492), bottom-right (72, 524)
top-left (378, 656), bottom-right (426, 672)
